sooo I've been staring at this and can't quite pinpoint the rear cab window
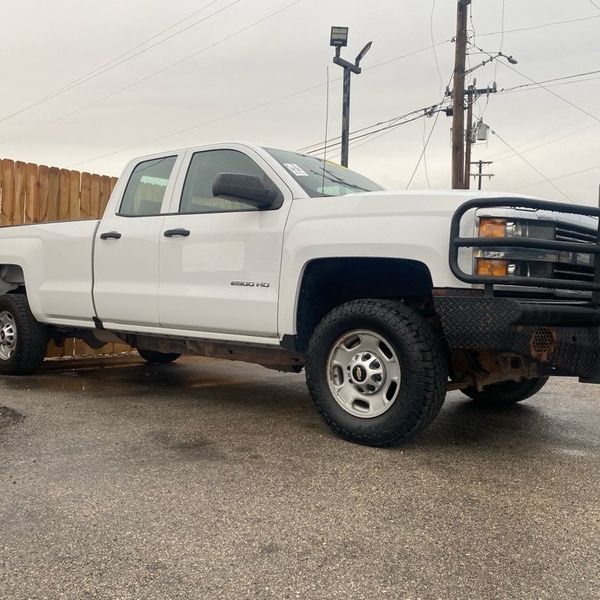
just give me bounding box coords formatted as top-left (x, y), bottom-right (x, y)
top-left (119, 156), bottom-right (177, 216)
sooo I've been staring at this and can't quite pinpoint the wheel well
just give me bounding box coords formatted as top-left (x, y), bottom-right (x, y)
top-left (0, 265), bottom-right (25, 295)
top-left (295, 257), bottom-right (434, 352)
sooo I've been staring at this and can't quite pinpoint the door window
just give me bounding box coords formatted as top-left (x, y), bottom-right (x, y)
top-left (179, 150), bottom-right (281, 214)
top-left (119, 156), bottom-right (177, 217)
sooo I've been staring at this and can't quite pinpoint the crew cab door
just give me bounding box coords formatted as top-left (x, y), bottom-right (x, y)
top-left (158, 146), bottom-right (291, 338)
top-left (93, 154), bottom-right (182, 328)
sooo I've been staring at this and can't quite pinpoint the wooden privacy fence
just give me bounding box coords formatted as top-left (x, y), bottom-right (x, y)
top-left (0, 157), bottom-right (130, 359)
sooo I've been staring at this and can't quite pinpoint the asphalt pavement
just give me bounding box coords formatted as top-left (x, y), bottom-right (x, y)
top-left (1, 356), bottom-right (599, 600)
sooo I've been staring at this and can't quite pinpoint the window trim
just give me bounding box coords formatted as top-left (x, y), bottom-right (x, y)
top-left (116, 155), bottom-right (178, 218)
top-left (177, 149), bottom-right (284, 216)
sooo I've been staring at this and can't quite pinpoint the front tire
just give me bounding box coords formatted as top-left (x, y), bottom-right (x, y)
top-left (462, 377), bottom-right (549, 406)
top-left (0, 294), bottom-right (47, 375)
top-left (305, 299), bottom-right (448, 447)
top-left (137, 348), bottom-right (181, 364)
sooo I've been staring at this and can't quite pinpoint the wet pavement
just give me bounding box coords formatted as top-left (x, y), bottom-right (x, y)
top-left (0, 356), bottom-right (599, 599)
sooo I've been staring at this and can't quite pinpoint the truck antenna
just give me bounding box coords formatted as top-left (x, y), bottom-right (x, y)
top-left (322, 65), bottom-right (330, 197)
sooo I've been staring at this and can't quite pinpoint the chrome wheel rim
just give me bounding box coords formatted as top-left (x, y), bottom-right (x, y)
top-left (326, 329), bottom-right (401, 419)
top-left (0, 311), bottom-right (17, 361)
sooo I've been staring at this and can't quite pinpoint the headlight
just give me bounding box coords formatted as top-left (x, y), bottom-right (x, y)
top-left (475, 217), bottom-right (555, 279)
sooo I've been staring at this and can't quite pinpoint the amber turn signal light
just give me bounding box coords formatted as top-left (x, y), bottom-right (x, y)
top-left (476, 258), bottom-right (509, 277)
top-left (479, 217), bottom-right (507, 238)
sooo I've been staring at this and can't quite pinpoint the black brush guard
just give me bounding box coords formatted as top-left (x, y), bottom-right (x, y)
top-left (449, 197), bottom-right (600, 301)
top-left (439, 198), bottom-right (600, 382)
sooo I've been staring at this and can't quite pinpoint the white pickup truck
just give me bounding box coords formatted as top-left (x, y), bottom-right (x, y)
top-left (1, 142), bottom-right (599, 446)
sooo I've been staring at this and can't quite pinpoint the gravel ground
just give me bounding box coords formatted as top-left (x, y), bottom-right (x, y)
top-left (0, 356), bottom-right (599, 600)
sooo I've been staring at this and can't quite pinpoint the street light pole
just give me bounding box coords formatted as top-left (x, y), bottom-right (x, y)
top-left (330, 27), bottom-right (372, 168)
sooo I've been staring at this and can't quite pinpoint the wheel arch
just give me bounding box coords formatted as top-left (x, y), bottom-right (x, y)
top-left (293, 257), bottom-right (434, 352)
top-left (0, 264), bottom-right (25, 295)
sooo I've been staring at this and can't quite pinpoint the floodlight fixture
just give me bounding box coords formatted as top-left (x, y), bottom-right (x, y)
top-left (330, 26), bottom-right (349, 48)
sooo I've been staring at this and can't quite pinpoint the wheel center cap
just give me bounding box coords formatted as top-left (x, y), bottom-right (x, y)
top-left (352, 365), bottom-right (367, 382)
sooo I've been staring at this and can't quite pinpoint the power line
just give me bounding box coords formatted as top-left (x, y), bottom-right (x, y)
top-left (491, 129), bottom-right (571, 202)
top-left (499, 68), bottom-right (600, 92)
top-left (0, 0), bottom-right (303, 148)
top-left (299, 105), bottom-right (427, 153)
top-left (406, 108), bottom-right (443, 189)
top-left (588, 0), bottom-right (600, 10)
top-left (477, 13), bottom-right (600, 36)
top-left (472, 43), bottom-right (600, 124)
top-left (301, 103), bottom-right (448, 156)
top-left (493, 0), bottom-right (506, 82)
top-left (430, 0), bottom-right (444, 96)
top-left (69, 42), bottom-right (449, 168)
top-left (492, 119), bottom-right (596, 162)
top-left (0, 0), bottom-right (239, 125)
top-left (515, 161), bottom-right (600, 190)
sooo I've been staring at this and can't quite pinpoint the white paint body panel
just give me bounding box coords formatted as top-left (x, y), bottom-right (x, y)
top-left (0, 141), bottom-right (540, 344)
top-left (0, 220), bottom-right (98, 325)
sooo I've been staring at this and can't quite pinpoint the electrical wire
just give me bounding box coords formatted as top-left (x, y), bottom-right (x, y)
top-left (0, 0), bottom-right (239, 124)
top-left (477, 13), bottom-right (600, 36)
top-left (493, 0), bottom-right (505, 82)
top-left (0, 0), bottom-right (303, 148)
top-left (472, 43), bottom-right (600, 124)
top-left (302, 105), bottom-right (446, 156)
top-left (422, 112), bottom-right (431, 187)
top-left (491, 130), bottom-right (571, 202)
top-left (299, 106), bottom-right (428, 154)
top-left (322, 66), bottom-right (330, 195)
top-left (515, 161), bottom-right (600, 190)
top-left (430, 0), bottom-right (444, 96)
top-left (588, 0), bottom-right (600, 10)
top-left (70, 42), bottom-right (450, 168)
top-left (406, 108), bottom-right (442, 189)
top-left (500, 69), bottom-right (600, 92)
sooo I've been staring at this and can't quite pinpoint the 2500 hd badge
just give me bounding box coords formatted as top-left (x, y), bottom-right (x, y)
top-left (231, 281), bottom-right (271, 288)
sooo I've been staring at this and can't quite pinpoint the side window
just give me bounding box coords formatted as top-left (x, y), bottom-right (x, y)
top-left (179, 149), bottom-right (280, 214)
top-left (119, 156), bottom-right (177, 217)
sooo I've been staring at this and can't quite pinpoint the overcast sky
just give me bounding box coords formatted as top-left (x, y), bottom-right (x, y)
top-left (1, 0), bottom-right (599, 204)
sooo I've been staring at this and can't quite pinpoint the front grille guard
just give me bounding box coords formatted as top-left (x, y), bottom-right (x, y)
top-left (449, 198), bottom-right (600, 301)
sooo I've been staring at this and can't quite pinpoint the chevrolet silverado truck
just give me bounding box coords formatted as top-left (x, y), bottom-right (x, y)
top-left (0, 142), bottom-right (599, 446)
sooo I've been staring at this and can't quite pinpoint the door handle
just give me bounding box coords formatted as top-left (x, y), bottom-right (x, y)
top-left (164, 228), bottom-right (190, 238)
top-left (100, 231), bottom-right (122, 240)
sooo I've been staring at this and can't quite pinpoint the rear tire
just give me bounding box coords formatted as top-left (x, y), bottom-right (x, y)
top-left (305, 299), bottom-right (448, 447)
top-left (0, 294), bottom-right (47, 375)
top-left (137, 348), bottom-right (181, 365)
top-left (462, 377), bottom-right (549, 406)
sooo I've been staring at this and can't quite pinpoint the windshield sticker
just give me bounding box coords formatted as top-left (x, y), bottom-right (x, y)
top-left (283, 163), bottom-right (309, 177)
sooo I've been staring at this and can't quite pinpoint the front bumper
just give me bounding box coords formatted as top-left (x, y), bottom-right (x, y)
top-left (433, 295), bottom-right (600, 382)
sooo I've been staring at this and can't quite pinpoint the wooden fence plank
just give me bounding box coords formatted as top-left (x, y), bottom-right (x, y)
top-left (69, 170), bottom-right (80, 221)
top-left (47, 167), bottom-right (60, 222)
top-left (37, 165), bottom-right (49, 223)
top-left (0, 159), bottom-right (15, 226)
top-left (13, 161), bottom-right (27, 225)
top-left (25, 163), bottom-right (38, 224)
top-left (99, 175), bottom-right (111, 215)
top-left (58, 169), bottom-right (71, 222)
top-left (80, 172), bottom-right (92, 219)
top-left (90, 174), bottom-right (101, 218)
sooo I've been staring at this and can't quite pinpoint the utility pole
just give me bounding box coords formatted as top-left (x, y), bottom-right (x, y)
top-left (451, 0), bottom-right (470, 189)
top-left (330, 27), bottom-right (372, 168)
top-left (470, 160), bottom-right (494, 190)
top-left (463, 83), bottom-right (474, 189)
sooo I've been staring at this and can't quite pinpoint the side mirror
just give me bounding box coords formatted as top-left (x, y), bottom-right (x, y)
top-left (212, 173), bottom-right (277, 208)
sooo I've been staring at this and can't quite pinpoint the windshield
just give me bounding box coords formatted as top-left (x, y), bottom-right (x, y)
top-left (264, 147), bottom-right (384, 198)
